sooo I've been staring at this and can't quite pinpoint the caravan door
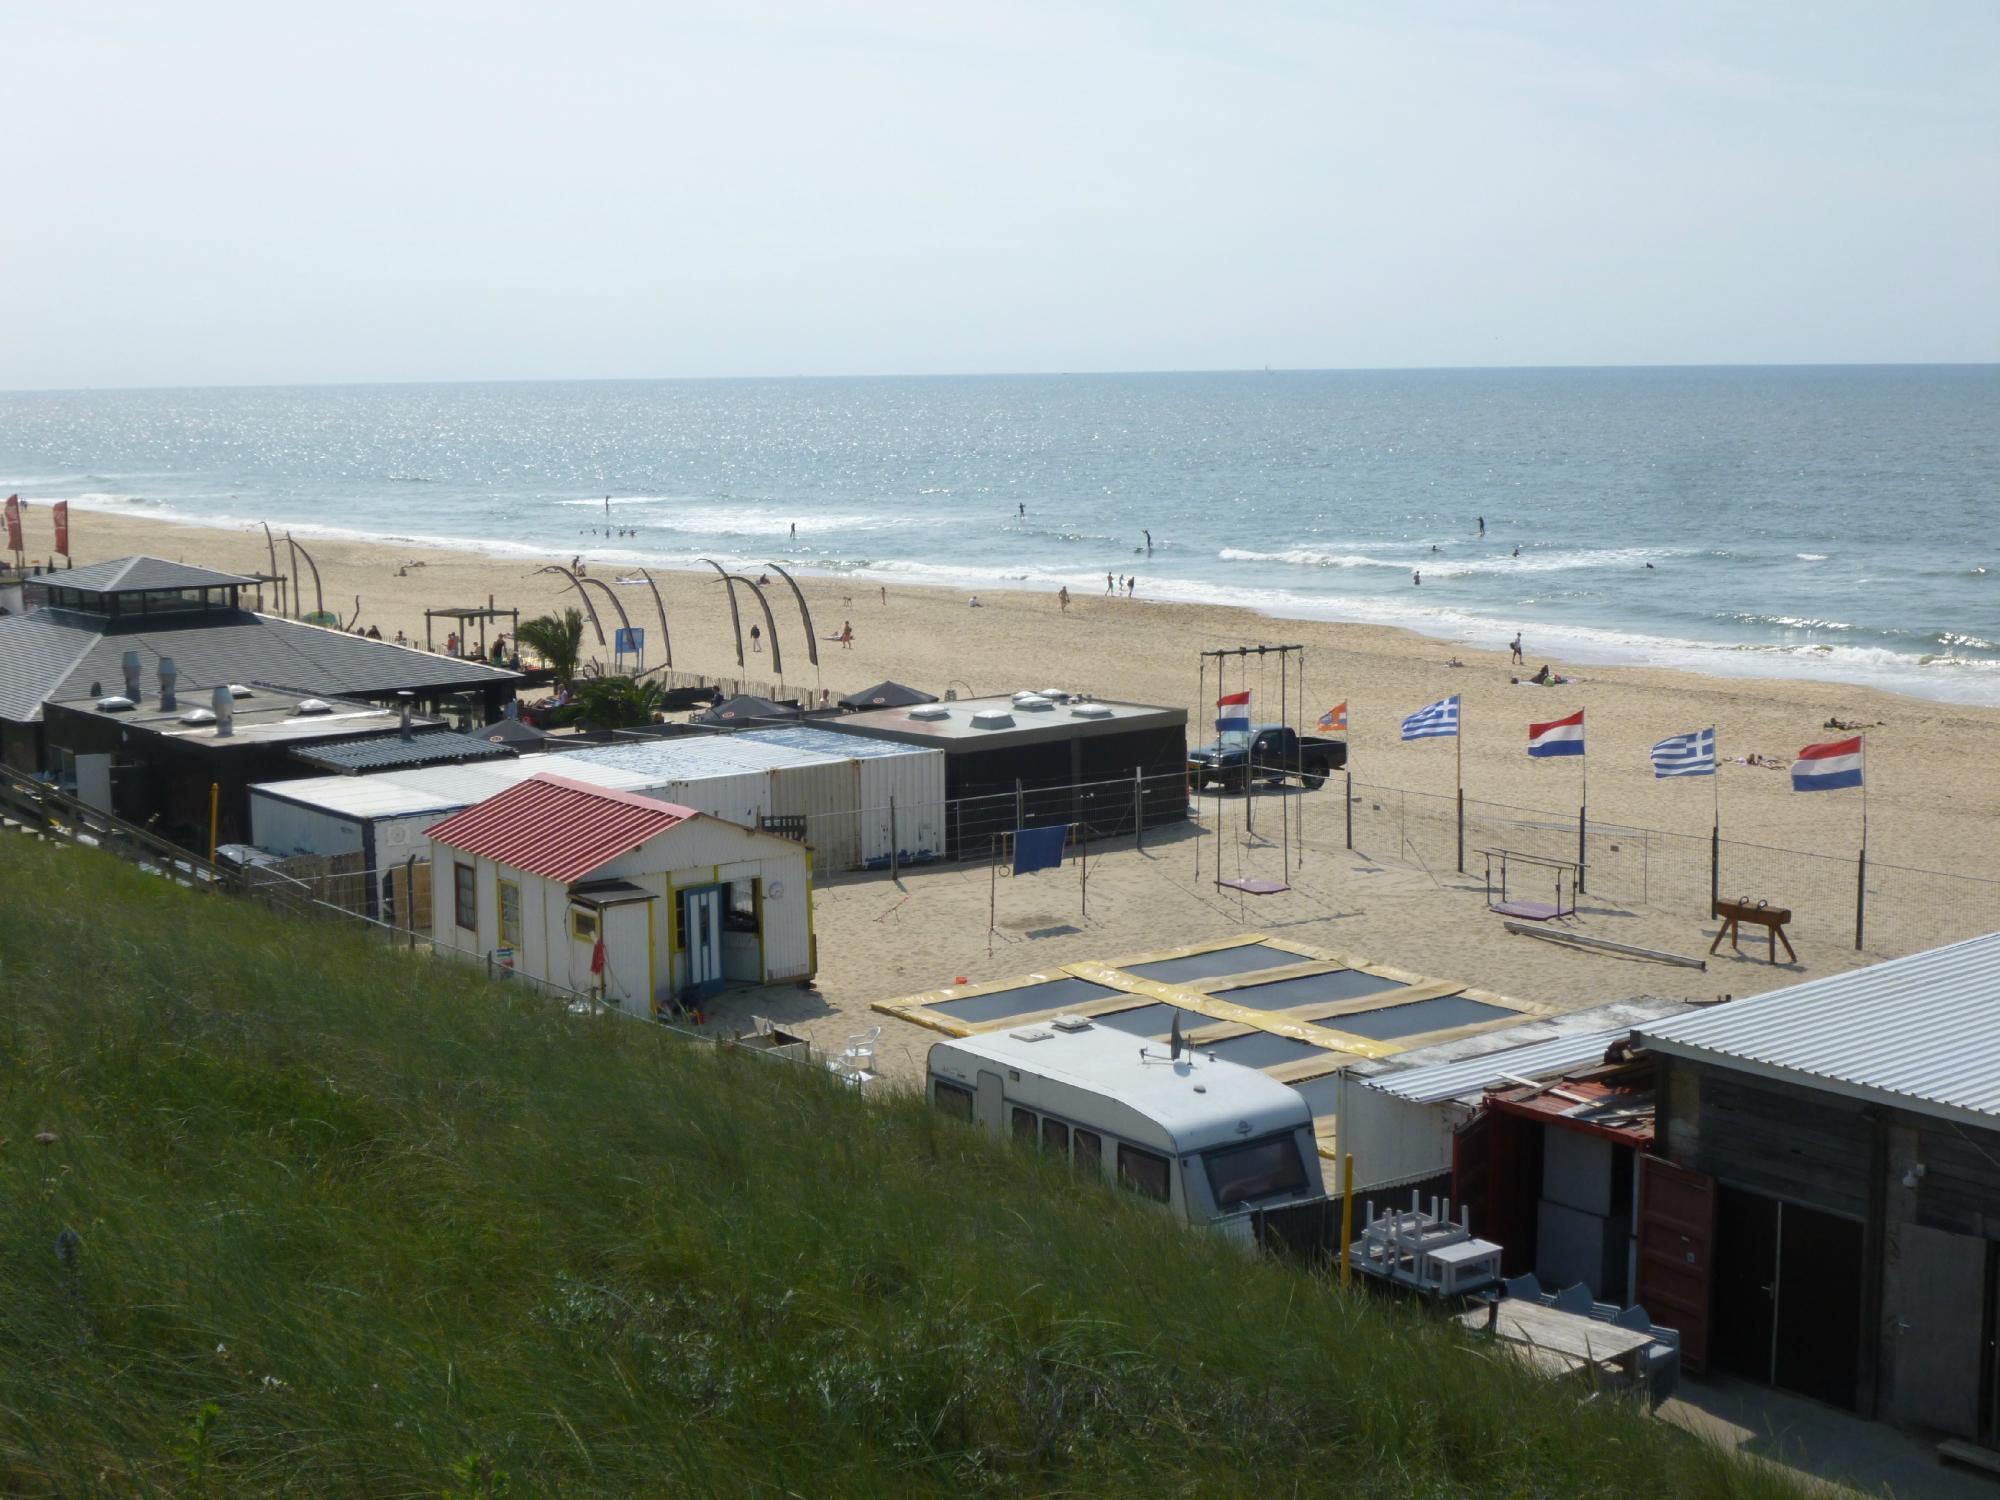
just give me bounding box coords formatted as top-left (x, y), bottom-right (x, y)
top-left (681, 886), bottom-right (724, 997)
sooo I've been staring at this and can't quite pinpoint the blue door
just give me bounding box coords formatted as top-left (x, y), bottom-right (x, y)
top-left (682, 885), bottom-right (724, 997)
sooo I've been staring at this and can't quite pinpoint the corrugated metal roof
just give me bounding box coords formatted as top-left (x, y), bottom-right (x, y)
top-left (1636, 931), bottom-right (2000, 1124)
top-left (50, 556), bottom-right (257, 593)
top-left (428, 774), bottom-right (694, 881)
top-left (0, 606), bottom-right (517, 723)
top-left (740, 725), bottom-right (934, 761)
top-left (1366, 1027), bottom-right (1637, 1103)
top-left (294, 731), bottom-right (516, 774)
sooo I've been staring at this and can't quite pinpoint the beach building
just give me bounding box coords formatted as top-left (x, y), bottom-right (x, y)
top-left (1632, 933), bottom-right (2000, 1444)
top-left (39, 677), bottom-right (483, 850)
top-left (806, 690), bottom-right (1187, 852)
top-left (0, 556), bottom-right (517, 773)
top-left (428, 773), bottom-right (815, 1012)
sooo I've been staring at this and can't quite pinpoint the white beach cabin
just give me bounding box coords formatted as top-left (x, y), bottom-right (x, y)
top-left (427, 772), bottom-right (814, 1012)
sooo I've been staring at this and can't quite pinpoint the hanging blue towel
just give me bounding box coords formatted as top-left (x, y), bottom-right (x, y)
top-left (1012, 824), bottom-right (1068, 875)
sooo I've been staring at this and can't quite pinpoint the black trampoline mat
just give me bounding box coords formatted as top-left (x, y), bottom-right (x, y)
top-left (928, 977), bottom-right (1122, 1023)
top-left (1118, 943), bottom-right (1307, 984)
top-left (1091, 1001), bottom-right (1212, 1038)
top-left (1320, 994), bottom-right (1511, 1041)
top-left (1217, 969), bottom-right (1407, 1010)
top-left (1198, 1030), bottom-right (1327, 1070)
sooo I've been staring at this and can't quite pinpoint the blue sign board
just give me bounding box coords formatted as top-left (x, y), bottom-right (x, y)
top-left (614, 627), bottom-right (645, 655)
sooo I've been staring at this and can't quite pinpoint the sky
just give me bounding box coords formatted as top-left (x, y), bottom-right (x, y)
top-left (3, 1), bottom-right (1996, 389)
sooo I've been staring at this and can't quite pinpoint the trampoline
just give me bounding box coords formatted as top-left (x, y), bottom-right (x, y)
top-left (1321, 994), bottom-right (1511, 1041)
top-left (1217, 969), bottom-right (1408, 1011)
top-left (1092, 1001), bottom-right (1213, 1038)
top-left (927, 977), bottom-right (1124, 1024)
top-left (1119, 943), bottom-right (1305, 985)
top-left (1198, 1030), bottom-right (1327, 1070)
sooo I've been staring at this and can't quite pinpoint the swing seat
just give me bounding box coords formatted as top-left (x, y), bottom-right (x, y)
top-left (1216, 877), bottom-right (1289, 895)
top-left (1490, 899), bottom-right (1563, 920)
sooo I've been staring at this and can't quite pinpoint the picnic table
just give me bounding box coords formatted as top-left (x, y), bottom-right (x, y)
top-left (1455, 1299), bottom-right (1657, 1395)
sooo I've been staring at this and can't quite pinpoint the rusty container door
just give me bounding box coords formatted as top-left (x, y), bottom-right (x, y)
top-left (1636, 1153), bottom-right (1716, 1372)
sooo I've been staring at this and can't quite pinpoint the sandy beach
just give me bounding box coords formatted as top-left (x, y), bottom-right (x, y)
top-left (59, 509), bottom-right (2000, 1087)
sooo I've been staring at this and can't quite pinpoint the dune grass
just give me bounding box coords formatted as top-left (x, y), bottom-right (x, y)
top-left (0, 838), bottom-right (1805, 1497)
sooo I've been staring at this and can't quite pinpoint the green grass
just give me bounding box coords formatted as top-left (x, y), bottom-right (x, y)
top-left (0, 839), bottom-right (1805, 1498)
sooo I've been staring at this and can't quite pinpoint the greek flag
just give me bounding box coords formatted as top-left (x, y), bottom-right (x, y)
top-left (1402, 695), bottom-right (1459, 740)
top-left (1651, 727), bottom-right (1716, 778)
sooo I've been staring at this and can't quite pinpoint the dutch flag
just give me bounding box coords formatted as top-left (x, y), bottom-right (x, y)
top-left (1216, 689), bottom-right (1251, 733)
top-left (1792, 736), bottom-right (1863, 792)
top-left (1527, 709), bottom-right (1585, 757)
top-left (1402, 695), bottom-right (1459, 740)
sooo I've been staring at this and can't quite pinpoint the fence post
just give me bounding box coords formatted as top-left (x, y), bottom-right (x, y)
top-left (889, 796), bottom-right (898, 884)
top-left (1855, 846), bottom-right (1866, 952)
top-left (1344, 771), bottom-right (1353, 850)
top-left (1015, 778), bottom-right (1024, 830)
top-left (1133, 767), bottom-right (1143, 851)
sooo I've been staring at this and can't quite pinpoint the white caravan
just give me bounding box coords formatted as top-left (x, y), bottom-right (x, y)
top-left (926, 1016), bottom-right (1329, 1229)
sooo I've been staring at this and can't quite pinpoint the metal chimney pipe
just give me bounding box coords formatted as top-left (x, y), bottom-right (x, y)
top-left (158, 657), bottom-right (178, 712)
top-left (398, 690), bottom-right (414, 742)
top-left (121, 651), bottom-right (142, 700)
top-left (212, 685), bottom-right (234, 737)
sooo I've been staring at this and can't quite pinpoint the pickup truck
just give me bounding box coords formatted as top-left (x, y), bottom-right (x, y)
top-left (1188, 724), bottom-right (1347, 792)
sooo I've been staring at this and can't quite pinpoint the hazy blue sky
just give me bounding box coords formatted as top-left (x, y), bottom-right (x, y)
top-left (4, 1), bottom-right (1995, 389)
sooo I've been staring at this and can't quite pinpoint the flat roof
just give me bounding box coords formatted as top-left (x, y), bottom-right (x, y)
top-left (935, 1020), bottom-right (1312, 1147)
top-left (738, 724), bottom-right (940, 762)
top-left (551, 735), bottom-right (844, 778)
top-left (808, 691), bottom-right (1184, 750)
top-left (294, 730), bottom-right (516, 774)
top-left (251, 755), bottom-right (670, 821)
top-left (1637, 931), bottom-right (2000, 1127)
top-left (48, 685), bottom-right (436, 750)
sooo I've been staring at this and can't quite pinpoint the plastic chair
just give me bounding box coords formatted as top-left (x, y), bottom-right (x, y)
top-left (1611, 1304), bottom-right (1652, 1332)
top-left (1551, 1283), bottom-right (1592, 1315)
top-left (837, 1025), bottom-right (882, 1075)
top-left (1504, 1274), bottom-right (1542, 1302)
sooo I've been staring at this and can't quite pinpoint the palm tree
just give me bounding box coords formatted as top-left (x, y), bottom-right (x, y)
top-left (515, 608), bottom-right (586, 685)
top-left (554, 675), bottom-right (667, 731)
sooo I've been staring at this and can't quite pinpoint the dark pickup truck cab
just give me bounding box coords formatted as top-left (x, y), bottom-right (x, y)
top-left (1188, 724), bottom-right (1348, 792)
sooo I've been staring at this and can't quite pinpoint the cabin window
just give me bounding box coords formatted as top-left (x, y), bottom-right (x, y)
top-left (1010, 1107), bottom-right (1037, 1145)
top-left (1073, 1129), bottom-right (1103, 1174)
top-left (1202, 1134), bottom-right (1308, 1209)
top-left (570, 908), bottom-right (598, 942)
top-left (725, 879), bottom-right (760, 933)
top-left (1040, 1118), bottom-right (1070, 1156)
top-left (453, 863), bottom-right (477, 931)
top-left (497, 880), bottom-right (522, 948)
top-left (1117, 1144), bottom-right (1171, 1204)
top-left (933, 1080), bottom-right (973, 1121)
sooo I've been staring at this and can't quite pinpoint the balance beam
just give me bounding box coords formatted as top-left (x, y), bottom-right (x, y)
top-left (1502, 921), bottom-right (1708, 970)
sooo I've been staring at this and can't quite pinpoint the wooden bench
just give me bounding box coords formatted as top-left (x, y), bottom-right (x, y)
top-left (1710, 897), bottom-right (1797, 964)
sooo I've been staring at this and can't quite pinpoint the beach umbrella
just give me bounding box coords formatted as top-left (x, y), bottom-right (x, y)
top-left (837, 680), bottom-right (938, 711)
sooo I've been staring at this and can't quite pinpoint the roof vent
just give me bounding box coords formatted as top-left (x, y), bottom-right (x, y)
top-left (226, 684), bottom-right (254, 699)
top-left (180, 708), bottom-right (217, 725)
top-left (1070, 703), bottom-right (1114, 719)
top-left (907, 705), bottom-right (951, 721)
top-left (295, 698), bottom-right (334, 715)
top-left (1050, 1014), bottom-right (1094, 1033)
top-left (970, 709), bottom-right (1015, 730)
top-left (1008, 1027), bottom-right (1054, 1043)
top-left (96, 695), bottom-right (136, 713)
top-left (1012, 694), bottom-right (1055, 712)
top-left (1036, 687), bottom-right (1070, 702)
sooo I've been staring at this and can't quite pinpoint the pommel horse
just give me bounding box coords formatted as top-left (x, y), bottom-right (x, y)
top-left (1710, 897), bottom-right (1797, 964)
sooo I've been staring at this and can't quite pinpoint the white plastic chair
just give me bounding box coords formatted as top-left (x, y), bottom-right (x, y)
top-left (836, 1026), bottom-right (882, 1075)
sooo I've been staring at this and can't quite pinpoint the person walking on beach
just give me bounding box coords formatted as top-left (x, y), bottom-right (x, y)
top-left (1509, 632), bottom-right (1523, 664)
top-left (1105, 572), bottom-right (1114, 595)
top-left (749, 624), bottom-right (762, 653)
top-left (1058, 585), bottom-right (1070, 612)
top-left (840, 620), bottom-right (854, 649)
top-left (879, 585), bottom-right (886, 605)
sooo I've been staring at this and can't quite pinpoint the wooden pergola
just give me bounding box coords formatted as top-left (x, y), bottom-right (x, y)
top-left (425, 597), bottom-right (520, 659)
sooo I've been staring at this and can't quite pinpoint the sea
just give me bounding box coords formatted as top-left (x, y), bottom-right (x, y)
top-left (2, 365), bottom-right (1995, 704)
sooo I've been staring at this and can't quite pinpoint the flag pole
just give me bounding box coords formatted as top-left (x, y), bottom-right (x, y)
top-left (1711, 728), bottom-right (1721, 916)
top-left (1855, 733), bottom-right (1868, 952)
top-left (1577, 712), bottom-right (1587, 895)
top-left (1455, 697), bottom-right (1464, 875)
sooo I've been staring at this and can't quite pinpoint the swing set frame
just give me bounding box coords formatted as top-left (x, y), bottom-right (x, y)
top-left (1193, 643), bottom-right (1307, 897)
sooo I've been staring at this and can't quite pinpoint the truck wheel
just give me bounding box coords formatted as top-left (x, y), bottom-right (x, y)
top-left (1301, 769), bottom-right (1327, 790)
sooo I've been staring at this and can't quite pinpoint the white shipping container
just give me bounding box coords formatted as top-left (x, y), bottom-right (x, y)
top-left (739, 727), bottom-right (946, 868)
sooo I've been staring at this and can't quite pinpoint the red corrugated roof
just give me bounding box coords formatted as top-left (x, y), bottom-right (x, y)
top-left (427, 773), bottom-right (695, 882)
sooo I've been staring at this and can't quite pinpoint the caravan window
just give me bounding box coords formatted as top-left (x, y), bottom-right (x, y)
top-left (933, 1079), bottom-right (973, 1121)
top-left (1073, 1129), bottom-right (1103, 1174)
top-left (1202, 1134), bottom-right (1308, 1209)
top-left (1010, 1107), bottom-right (1037, 1145)
top-left (1117, 1144), bottom-right (1171, 1203)
top-left (1040, 1118), bottom-right (1070, 1155)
